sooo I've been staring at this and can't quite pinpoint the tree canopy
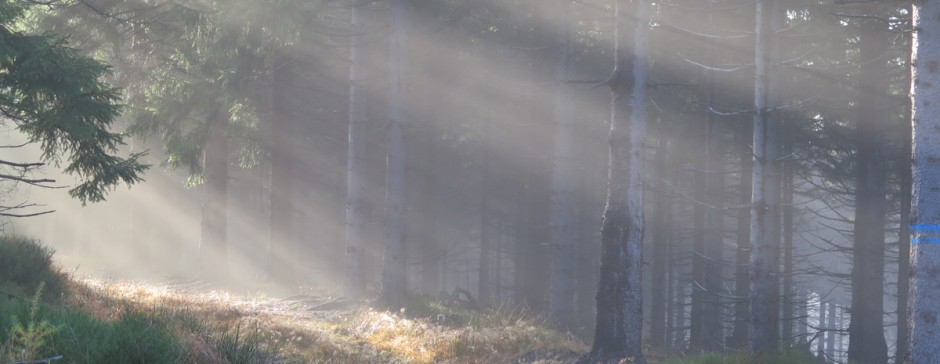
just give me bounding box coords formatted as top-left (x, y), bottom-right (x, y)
top-left (0, 2), bottom-right (146, 213)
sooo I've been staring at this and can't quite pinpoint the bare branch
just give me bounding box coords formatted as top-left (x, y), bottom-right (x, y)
top-left (658, 21), bottom-right (752, 40)
top-left (0, 160), bottom-right (45, 169)
top-left (683, 58), bottom-right (754, 72)
top-left (0, 210), bottom-right (55, 218)
top-left (0, 142), bottom-right (29, 149)
top-left (0, 173), bottom-right (60, 188)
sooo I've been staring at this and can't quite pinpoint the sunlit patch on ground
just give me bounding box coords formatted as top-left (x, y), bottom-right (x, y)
top-left (63, 277), bottom-right (585, 363)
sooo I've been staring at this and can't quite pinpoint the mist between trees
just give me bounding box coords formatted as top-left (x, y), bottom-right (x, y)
top-left (1, 0), bottom-right (937, 363)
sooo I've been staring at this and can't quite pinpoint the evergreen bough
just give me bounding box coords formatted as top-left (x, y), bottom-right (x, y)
top-left (0, 2), bottom-right (145, 205)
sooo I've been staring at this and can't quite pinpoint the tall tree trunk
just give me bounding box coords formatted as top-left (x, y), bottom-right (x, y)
top-left (691, 123), bottom-right (706, 351)
top-left (576, 172), bottom-right (600, 333)
top-left (781, 130), bottom-right (794, 347)
top-left (666, 155), bottom-right (682, 350)
top-left (847, 21), bottom-right (889, 364)
top-left (578, 0), bottom-right (649, 362)
top-left (345, 0), bottom-right (371, 299)
top-left (379, 0), bottom-right (410, 310)
top-left (514, 70), bottom-right (552, 313)
top-left (268, 54), bottom-right (296, 286)
top-left (702, 95), bottom-right (725, 353)
top-left (748, 0), bottom-right (782, 356)
top-left (549, 0), bottom-right (578, 330)
top-left (827, 303), bottom-right (836, 360)
top-left (515, 181), bottom-right (551, 311)
top-left (201, 108), bottom-right (229, 281)
top-left (818, 301), bottom-right (826, 358)
top-left (478, 121), bottom-right (492, 306)
top-left (691, 5), bottom-right (724, 351)
top-left (418, 144), bottom-right (443, 296)
top-left (731, 120), bottom-right (753, 350)
top-left (650, 128), bottom-right (671, 349)
top-left (897, 58), bottom-right (913, 363)
top-left (908, 3), bottom-right (940, 363)
top-left (130, 152), bottom-right (154, 272)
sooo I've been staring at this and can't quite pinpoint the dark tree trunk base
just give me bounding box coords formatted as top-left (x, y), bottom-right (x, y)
top-left (575, 350), bottom-right (646, 364)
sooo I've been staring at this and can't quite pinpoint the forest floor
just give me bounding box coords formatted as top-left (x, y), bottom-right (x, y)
top-left (70, 277), bottom-right (587, 363)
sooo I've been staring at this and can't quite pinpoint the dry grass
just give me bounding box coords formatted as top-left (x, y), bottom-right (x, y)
top-left (63, 278), bottom-right (586, 363)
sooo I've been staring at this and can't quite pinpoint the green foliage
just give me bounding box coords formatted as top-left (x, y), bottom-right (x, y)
top-left (120, 1), bottom-right (268, 177)
top-left (3, 282), bottom-right (58, 363)
top-left (0, 1), bottom-right (146, 203)
top-left (0, 236), bottom-right (183, 363)
top-left (0, 236), bottom-right (67, 302)
top-left (0, 302), bottom-right (183, 363)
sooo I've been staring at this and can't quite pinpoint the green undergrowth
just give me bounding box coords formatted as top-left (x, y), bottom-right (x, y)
top-left (0, 236), bottom-right (68, 302)
top-left (0, 234), bottom-right (831, 364)
top-left (0, 235), bottom-right (277, 363)
top-left (0, 235), bottom-right (582, 363)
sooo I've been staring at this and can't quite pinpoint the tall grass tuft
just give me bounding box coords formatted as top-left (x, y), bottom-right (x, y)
top-left (0, 236), bottom-right (68, 302)
top-left (213, 321), bottom-right (278, 364)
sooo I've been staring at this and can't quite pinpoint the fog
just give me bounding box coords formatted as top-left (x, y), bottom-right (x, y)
top-left (1, 0), bottom-right (912, 361)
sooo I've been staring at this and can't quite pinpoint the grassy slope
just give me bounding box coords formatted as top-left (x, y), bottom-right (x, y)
top-left (71, 279), bottom-right (586, 363)
top-left (0, 235), bottom-right (585, 363)
top-left (0, 236), bottom-right (824, 364)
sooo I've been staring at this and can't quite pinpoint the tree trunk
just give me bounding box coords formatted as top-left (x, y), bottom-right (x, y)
top-left (691, 5), bottom-right (724, 351)
top-left (378, 0), bottom-right (410, 310)
top-left (897, 63), bottom-right (913, 363)
top-left (748, 0), bottom-right (781, 356)
top-left (345, 0), bottom-right (371, 299)
top-left (691, 119), bottom-right (724, 351)
top-left (691, 122), bottom-right (706, 351)
top-left (847, 21), bottom-right (889, 364)
top-left (827, 303), bottom-right (836, 361)
top-left (576, 173), bottom-right (600, 333)
top-left (578, 0), bottom-right (649, 362)
top-left (649, 128), bottom-right (671, 349)
top-left (702, 112), bottom-right (724, 352)
top-left (818, 301), bottom-right (826, 358)
top-left (268, 54), bottom-right (296, 286)
top-left (200, 108), bottom-right (229, 281)
top-left (549, 0), bottom-right (578, 330)
top-left (478, 125), bottom-right (492, 306)
top-left (730, 120), bottom-right (753, 350)
top-left (781, 130), bottom-right (794, 347)
top-left (908, 3), bottom-right (940, 363)
top-left (418, 145), bottom-right (443, 296)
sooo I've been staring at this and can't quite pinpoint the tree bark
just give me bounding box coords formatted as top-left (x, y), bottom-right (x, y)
top-left (478, 119), bottom-right (492, 306)
top-left (847, 21), bottom-right (889, 364)
top-left (827, 303), bottom-right (836, 361)
top-left (345, 0), bottom-right (372, 299)
top-left (730, 120), bottom-right (753, 350)
top-left (268, 53), bottom-right (296, 286)
top-left (378, 0), bottom-right (411, 310)
top-left (782, 129), bottom-right (794, 347)
top-left (748, 0), bottom-right (782, 356)
top-left (690, 4), bottom-right (724, 351)
top-left (578, 0), bottom-right (649, 362)
top-left (549, 0), bottom-right (578, 330)
top-left (818, 301), bottom-right (826, 357)
top-left (649, 128), bottom-right (671, 349)
top-left (908, 3), bottom-right (940, 363)
top-left (897, 64), bottom-right (913, 363)
top-left (200, 108), bottom-right (229, 281)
